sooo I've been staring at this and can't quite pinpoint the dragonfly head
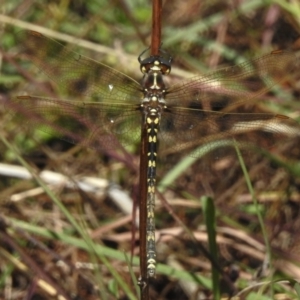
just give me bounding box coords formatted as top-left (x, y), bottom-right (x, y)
top-left (139, 55), bottom-right (172, 75)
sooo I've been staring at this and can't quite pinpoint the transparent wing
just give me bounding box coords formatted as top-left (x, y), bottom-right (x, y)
top-left (7, 31), bottom-right (143, 152)
top-left (7, 31), bottom-right (299, 158)
top-left (17, 30), bottom-right (142, 103)
top-left (160, 50), bottom-right (299, 156)
top-left (9, 95), bottom-right (142, 152)
top-left (167, 51), bottom-right (297, 110)
top-left (159, 107), bottom-right (299, 157)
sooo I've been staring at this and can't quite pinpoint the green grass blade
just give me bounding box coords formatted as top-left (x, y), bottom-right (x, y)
top-left (234, 140), bottom-right (273, 298)
top-left (202, 196), bottom-right (220, 300)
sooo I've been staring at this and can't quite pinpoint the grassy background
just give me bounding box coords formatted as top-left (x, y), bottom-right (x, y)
top-left (1, 0), bottom-right (300, 299)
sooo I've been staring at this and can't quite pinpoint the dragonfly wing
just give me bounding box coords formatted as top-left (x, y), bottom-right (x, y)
top-left (8, 95), bottom-right (142, 152)
top-left (166, 51), bottom-right (298, 110)
top-left (160, 51), bottom-right (299, 159)
top-left (17, 31), bottom-right (142, 103)
top-left (159, 107), bottom-right (299, 158)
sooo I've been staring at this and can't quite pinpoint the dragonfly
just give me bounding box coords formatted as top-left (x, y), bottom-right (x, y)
top-left (7, 30), bottom-right (299, 278)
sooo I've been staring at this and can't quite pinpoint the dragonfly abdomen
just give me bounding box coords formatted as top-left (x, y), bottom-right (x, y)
top-left (146, 115), bottom-right (159, 277)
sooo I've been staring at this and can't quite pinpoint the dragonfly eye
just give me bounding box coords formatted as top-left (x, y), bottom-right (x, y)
top-left (139, 55), bottom-right (171, 75)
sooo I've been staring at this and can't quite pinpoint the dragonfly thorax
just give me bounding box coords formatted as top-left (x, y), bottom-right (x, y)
top-left (140, 54), bottom-right (171, 92)
top-left (142, 70), bottom-right (167, 91)
top-left (141, 58), bottom-right (168, 119)
top-left (141, 94), bottom-right (166, 119)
